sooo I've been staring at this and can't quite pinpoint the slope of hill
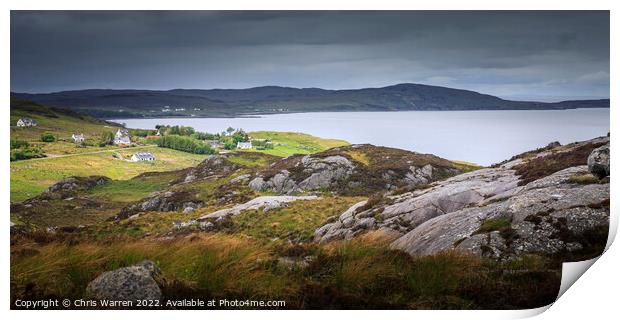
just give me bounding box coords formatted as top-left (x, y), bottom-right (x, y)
top-left (12, 83), bottom-right (610, 118)
top-left (10, 136), bottom-right (609, 310)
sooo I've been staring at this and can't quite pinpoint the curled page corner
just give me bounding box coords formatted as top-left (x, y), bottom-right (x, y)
top-left (557, 257), bottom-right (599, 299)
top-left (555, 202), bottom-right (618, 301)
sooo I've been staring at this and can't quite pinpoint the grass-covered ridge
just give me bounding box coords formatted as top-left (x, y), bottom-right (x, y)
top-left (247, 131), bottom-right (349, 157)
top-left (10, 146), bottom-right (206, 202)
top-left (10, 98), bottom-right (124, 156)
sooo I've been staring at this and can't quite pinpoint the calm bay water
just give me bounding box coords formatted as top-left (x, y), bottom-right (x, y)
top-left (114, 109), bottom-right (610, 166)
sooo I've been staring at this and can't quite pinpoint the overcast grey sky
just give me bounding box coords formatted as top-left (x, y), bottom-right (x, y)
top-left (11, 11), bottom-right (609, 101)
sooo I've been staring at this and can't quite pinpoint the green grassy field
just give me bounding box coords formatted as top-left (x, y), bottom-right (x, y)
top-left (10, 99), bottom-right (123, 156)
top-left (247, 131), bottom-right (349, 157)
top-left (10, 146), bottom-right (207, 202)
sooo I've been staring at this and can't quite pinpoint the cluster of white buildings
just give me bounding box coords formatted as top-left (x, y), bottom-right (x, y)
top-left (72, 133), bottom-right (85, 143)
top-left (16, 118), bottom-right (37, 127)
top-left (114, 129), bottom-right (131, 145)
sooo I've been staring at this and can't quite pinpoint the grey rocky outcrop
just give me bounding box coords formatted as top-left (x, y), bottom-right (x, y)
top-left (181, 155), bottom-right (242, 183)
top-left (40, 176), bottom-right (110, 200)
top-left (314, 167), bottom-right (519, 243)
top-left (116, 190), bottom-right (202, 220)
top-left (249, 155), bottom-right (355, 194)
top-left (198, 195), bottom-right (319, 220)
top-left (314, 137), bottom-right (610, 261)
top-left (248, 144), bottom-right (463, 196)
top-left (391, 166), bottom-right (609, 260)
top-left (587, 143), bottom-right (610, 178)
top-left (85, 260), bottom-right (162, 302)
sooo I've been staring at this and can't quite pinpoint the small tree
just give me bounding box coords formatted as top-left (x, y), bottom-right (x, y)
top-left (40, 132), bottom-right (56, 142)
top-left (99, 131), bottom-right (115, 147)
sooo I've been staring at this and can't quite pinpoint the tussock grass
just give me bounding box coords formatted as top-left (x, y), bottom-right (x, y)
top-left (11, 231), bottom-right (560, 309)
top-left (475, 217), bottom-right (512, 234)
top-left (11, 234), bottom-right (293, 302)
top-left (344, 150), bottom-right (370, 166)
top-left (568, 174), bottom-right (600, 185)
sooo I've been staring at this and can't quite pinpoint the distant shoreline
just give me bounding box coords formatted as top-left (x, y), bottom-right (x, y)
top-left (108, 107), bottom-right (611, 121)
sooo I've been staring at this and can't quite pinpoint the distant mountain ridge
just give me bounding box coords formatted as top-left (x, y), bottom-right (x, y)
top-left (11, 83), bottom-right (610, 118)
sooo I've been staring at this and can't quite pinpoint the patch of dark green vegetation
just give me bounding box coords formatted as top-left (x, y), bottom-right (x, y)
top-left (10, 145), bottom-right (45, 161)
top-left (156, 134), bottom-right (217, 154)
top-left (474, 217), bottom-right (512, 235)
top-left (568, 174), bottom-right (601, 185)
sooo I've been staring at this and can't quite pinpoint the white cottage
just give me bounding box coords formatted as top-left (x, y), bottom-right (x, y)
top-left (237, 141), bottom-right (252, 149)
top-left (16, 118), bottom-right (37, 127)
top-left (72, 133), bottom-right (85, 143)
top-left (114, 129), bottom-right (131, 145)
top-left (131, 152), bottom-right (155, 162)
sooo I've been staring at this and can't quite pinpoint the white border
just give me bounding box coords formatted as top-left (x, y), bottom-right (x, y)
top-left (2, 1), bottom-right (617, 319)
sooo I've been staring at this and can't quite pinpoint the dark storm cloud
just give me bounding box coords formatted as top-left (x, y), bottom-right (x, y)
top-left (11, 11), bottom-right (609, 101)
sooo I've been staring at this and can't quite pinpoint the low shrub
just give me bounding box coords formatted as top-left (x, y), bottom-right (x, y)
top-left (40, 133), bottom-right (56, 142)
top-left (10, 146), bottom-right (45, 161)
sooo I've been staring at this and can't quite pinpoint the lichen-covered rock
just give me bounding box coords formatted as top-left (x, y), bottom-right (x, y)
top-left (40, 176), bottom-right (110, 200)
top-left (390, 166), bottom-right (609, 260)
top-left (249, 156), bottom-right (354, 195)
top-left (116, 191), bottom-right (202, 220)
top-left (180, 155), bottom-right (242, 183)
top-left (314, 167), bottom-right (519, 243)
top-left (85, 260), bottom-right (162, 302)
top-left (588, 143), bottom-right (610, 178)
top-left (198, 195), bottom-right (319, 220)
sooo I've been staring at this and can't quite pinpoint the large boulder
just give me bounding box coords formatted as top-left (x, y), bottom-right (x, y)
top-left (85, 260), bottom-right (162, 302)
top-left (587, 143), bottom-right (610, 178)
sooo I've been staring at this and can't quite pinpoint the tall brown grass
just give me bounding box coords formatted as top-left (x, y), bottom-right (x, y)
top-left (11, 231), bottom-right (560, 309)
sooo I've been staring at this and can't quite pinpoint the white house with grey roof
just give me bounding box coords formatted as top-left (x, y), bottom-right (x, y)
top-left (72, 133), bottom-right (85, 143)
top-left (16, 118), bottom-right (37, 127)
top-left (131, 152), bottom-right (155, 162)
top-left (237, 141), bottom-right (252, 149)
top-left (114, 129), bottom-right (131, 145)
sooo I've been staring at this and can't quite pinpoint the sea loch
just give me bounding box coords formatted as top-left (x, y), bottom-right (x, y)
top-left (115, 108), bottom-right (610, 166)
